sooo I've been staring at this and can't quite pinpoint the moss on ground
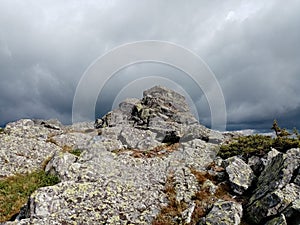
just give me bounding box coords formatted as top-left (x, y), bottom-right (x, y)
top-left (0, 170), bottom-right (60, 222)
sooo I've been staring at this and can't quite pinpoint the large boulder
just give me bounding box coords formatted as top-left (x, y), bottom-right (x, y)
top-left (94, 86), bottom-right (219, 146)
top-left (224, 156), bottom-right (255, 195)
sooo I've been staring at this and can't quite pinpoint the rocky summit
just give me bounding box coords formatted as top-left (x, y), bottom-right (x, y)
top-left (0, 86), bottom-right (299, 225)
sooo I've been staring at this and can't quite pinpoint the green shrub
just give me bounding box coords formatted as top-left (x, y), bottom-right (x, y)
top-left (0, 128), bottom-right (4, 133)
top-left (218, 135), bottom-right (273, 159)
top-left (218, 121), bottom-right (300, 159)
top-left (0, 170), bottom-right (60, 222)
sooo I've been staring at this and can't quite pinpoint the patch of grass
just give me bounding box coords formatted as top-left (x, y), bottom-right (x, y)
top-left (0, 170), bottom-right (60, 222)
top-left (0, 128), bottom-right (4, 134)
top-left (69, 149), bottom-right (82, 157)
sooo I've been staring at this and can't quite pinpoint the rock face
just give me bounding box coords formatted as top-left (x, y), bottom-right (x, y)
top-left (246, 148), bottom-right (300, 224)
top-left (1, 86), bottom-right (300, 225)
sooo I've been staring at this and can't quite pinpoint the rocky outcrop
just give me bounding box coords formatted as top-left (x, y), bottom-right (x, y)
top-left (1, 86), bottom-right (300, 225)
top-left (246, 148), bottom-right (300, 224)
top-left (95, 86), bottom-right (216, 145)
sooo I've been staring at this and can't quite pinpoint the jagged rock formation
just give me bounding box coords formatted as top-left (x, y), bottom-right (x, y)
top-left (0, 86), bottom-right (299, 224)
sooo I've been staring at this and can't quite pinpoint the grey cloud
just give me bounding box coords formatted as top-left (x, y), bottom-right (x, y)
top-left (0, 0), bottom-right (299, 131)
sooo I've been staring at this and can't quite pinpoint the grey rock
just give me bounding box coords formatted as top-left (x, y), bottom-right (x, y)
top-left (4, 119), bottom-right (54, 140)
top-left (12, 130), bottom-right (219, 224)
top-left (95, 109), bottom-right (132, 129)
top-left (45, 152), bottom-right (78, 181)
top-left (28, 180), bottom-right (162, 224)
top-left (202, 179), bottom-right (218, 195)
top-left (225, 156), bottom-right (255, 195)
top-left (119, 98), bottom-right (140, 116)
top-left (65, 121), bottom-right (95, 132)
top-left (181, 124), bottom-right (209, 142)
top-left (262, 147), bottom-right (281, 167)
top-left (247, 179), bottom-right (300, 223)
top-left (118, 126), bottom-right (160, 150)
top-left (33, 119), bottom-right (63, 130)
top-left (143, 86), bottom-right (190, 113)
top-left (248, 155), bottom-right (264, 175)
top-left (0, 134), bottom-right (61, 177)
top-left (205, 200), bottom-right (243, 225)
top-left (172, 166), bottom-right (199, 203)
top-left (177, 139), bottom-right (218, 171)
top-left (294, 167), bottom-right (300, 186)
top-left (265, 214), bottom-right (287, 225)
top-left (50, 131), bottom-right (97, 150)
top-left (249, 148), bottom-right (300, 204)
top-left (246, 148), bottom-right (300, 224)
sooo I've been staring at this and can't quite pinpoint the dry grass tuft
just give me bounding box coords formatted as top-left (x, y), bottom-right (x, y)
top-left (0, 171), bottom-right (59, 222)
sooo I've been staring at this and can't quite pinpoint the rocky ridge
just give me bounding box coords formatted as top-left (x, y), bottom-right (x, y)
top-left (0, 86), bottom-right (299, 224)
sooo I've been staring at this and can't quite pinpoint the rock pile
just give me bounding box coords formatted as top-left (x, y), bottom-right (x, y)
top-left (0, 86), bottom-right (299, 224)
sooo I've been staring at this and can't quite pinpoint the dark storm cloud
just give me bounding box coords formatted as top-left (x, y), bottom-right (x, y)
top-left (200, 0), bottom-right (300, 130)
top-left (0, 0), bottom-right (299, 131)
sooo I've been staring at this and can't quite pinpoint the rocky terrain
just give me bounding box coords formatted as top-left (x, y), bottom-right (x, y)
top-left (0, 86), bottom-right (299, 224)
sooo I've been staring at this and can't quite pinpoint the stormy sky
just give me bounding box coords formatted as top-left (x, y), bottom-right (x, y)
top-left (0, 0), bottom-right (299, 131)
